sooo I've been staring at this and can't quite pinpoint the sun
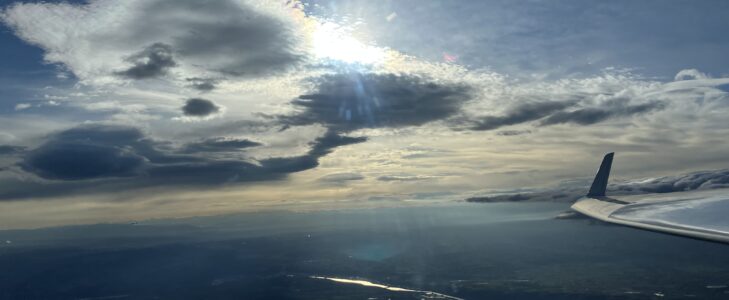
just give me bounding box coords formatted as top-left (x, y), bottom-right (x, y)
top-left (311, 22), bottom-right (386, 65)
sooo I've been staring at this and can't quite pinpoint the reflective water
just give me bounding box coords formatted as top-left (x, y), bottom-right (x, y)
top-left (310, 276), bottom-right (465, 299)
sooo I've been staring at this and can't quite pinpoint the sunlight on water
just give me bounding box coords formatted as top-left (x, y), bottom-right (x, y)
top-left (310, 276), bottom-right (465, 300)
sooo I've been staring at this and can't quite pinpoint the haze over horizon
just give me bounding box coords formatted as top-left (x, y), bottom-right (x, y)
top-left (2, 0), bottom-right (729, 228)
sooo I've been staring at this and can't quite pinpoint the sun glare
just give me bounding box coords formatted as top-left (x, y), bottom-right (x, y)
top-left (311, 22), bottom-right (386, 65)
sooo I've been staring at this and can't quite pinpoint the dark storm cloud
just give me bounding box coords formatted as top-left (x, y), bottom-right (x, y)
top-left (1, 125), bottom-right (365, 199)
top-left (138, 0), bottom-right (303, 77)
top-left (182, 98), bottom-right (220, 117)
top-left (280, 73), bottom-right (474, 132)
top-left (115, 43), bottom-right (177, 79)
top-left (186, 77), bottom-right (218, 92)
top-left (468, 101), bottom-right (575, 131)
top-left (467, 169), bottom-right (729, 204)
top-left (0, 145), bottom-right (25, 155)
top-left (539, 100), bottom-right (666, 126)
top-left (182, 137), bottom-right (262, 153)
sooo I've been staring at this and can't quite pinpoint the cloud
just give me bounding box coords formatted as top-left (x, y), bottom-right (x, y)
top-left (280, 73), bottom-right (474, 132)
top-left (0, 145), bottom-right (25, 155)
top-left (182, 137), bottom-right (262, 153)
top-left (377, 174), bottom-right (437, 182)
top-left (19, 125), bottom-right (148, 180)
top-left (1, 124), bottom-right (366, 199)
top-left (270, 72), bottom-right (473, 181)
top-left (496, 130), bottom-right (532, 136)
top-left (1, 0), bottom-right (305, 84)
top-left (461, 82), bottom-right (669, 131)
top-left (260, 131), bottom-right (367, 174)
top-left (675, 69), bottom-right (710, 81)
top-left (23, 142), bottom-right (146, 181)
top-left (467, 193), bottom-right (537, 203)
top-left (182, 98), bottom-right (220, 117)
top-left (538, 99), bottom-right (665, 126)
top-left (114, 43), bottom-right (176, 79)
top-left (467, 168), bottom-right (729, 204)
top-left (466, 101), bottom-right (575, 131)
top-left (319, 172), bottom-right (365, 183)
top-left (186, 77), bottom-right (218, 92)
top-left (14, 103), bottom-right (31, 111)
top-left (617, 169), bottom-right (729, 193)
top-left (163, 0), bottom-right (303, 77)
top-left (307, 131), bottom-right (368, 156)
top-left (386, 12), bottom-right (398, 22)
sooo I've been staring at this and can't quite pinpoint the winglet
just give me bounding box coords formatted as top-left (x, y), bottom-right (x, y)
top-left (587, 152), bottom-right (614, 197)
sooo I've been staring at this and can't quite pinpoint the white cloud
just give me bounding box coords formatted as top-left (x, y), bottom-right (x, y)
top-left (386, 12), bottom-right (398, 22)
top-left (14, 103), bottom-right (31, 111)
top-left (675, 68), bottom-right (710, 81)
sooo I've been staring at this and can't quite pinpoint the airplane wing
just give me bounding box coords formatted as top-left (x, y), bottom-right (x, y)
top-left (571, 153), bottom-right (729, 244)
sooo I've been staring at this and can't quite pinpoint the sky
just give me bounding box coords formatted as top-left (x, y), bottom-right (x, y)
top-left (1, 0), bottom-right (729, 229)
